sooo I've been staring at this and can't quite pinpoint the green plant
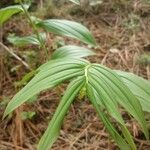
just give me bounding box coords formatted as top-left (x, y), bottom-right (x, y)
top-left (4, 58), bottom-right (150, 150)
top-left (123, 14), bottom-right (140, 30)
top-left (69, 0), bottom-right (80, 5)
top-left (20, 111), bottom-right (36, 120)
top-left (1, 1), bottom-right (150, 150)
top-left (138, 54), bottom-right (150, 65)
top-left (0, 4), bottom-right (29, 25)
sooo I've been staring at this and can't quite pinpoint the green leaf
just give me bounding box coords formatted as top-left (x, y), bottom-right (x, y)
top-left (15, 70), bottom-right (38, 87)
top-left (0, 4), bottom-right (29, 25)
top-left (116, 71), bottom-right (150, 112)
top-left (21, 111), bottom-right (36, 120)
top-left (90, 0), bottom-right (103, 6)
top-left (87, 84), bottom-right (131, 150)
top-left (4, 59), bottom-right (89, 117)
top-left (90, 64), bottom-right (149, 139)
top-left (38, 76), bottom-right (85, 150)
top-left (69, 0), bottom-right (80, 5)
top-left (38, 58), bottom-right (89, 71)
top-left (51, 45), bottom-right (95, 59)
top-left (88, 74), bottom-right (124, 124)
top-left (7, 33), bottom-right (46, 47)
top-left (27, 94), bottom-right (39, 104)
top-left (36, 19), bottom-right (96, 46)
top-left (88, 69), bottom-right (136, 149)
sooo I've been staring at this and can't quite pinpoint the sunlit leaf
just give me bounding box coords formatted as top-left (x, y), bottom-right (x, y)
top-left (90, 0), bottom-right (103, 6)
top-left (69, 0), bottom-right (80, 5)
top-left (51, 45), bottom-right (95, 59)
top-left (116, 71), bottom-right (150, 112)
top-left (36, 19), bottom-right (96, 46)
top-left (88, 72), bottom-right (136, 149)
top-left (90, 65), bottom-right (149, 139)
top-left (0, 4), bottom-right (29, 25)
top-left (4, 59), bottom-right (88, 117)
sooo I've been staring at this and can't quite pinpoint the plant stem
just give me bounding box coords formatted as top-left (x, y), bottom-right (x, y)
top-left (19, 0), bottom-right (49, 60)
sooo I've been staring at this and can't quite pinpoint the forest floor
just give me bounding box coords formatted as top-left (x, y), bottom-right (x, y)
top-left (0, 1), bottom-right (150, 150)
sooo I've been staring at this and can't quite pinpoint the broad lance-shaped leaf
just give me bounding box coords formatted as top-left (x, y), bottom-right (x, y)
top-left (69, 0), bottom-right (80, 5)
top-left (38, 58), bottom-right (89, 71)
top-left (51, 45), bottom-right (95, 60)
top-left (4, 59), bottom-right (89, 117)
top-left (0, 4), bottom-right (29, 25)
top-left (91, 64), bottom-right (149, 139)
top-left (7, 33), bottom-right (46, 47)
top-left (88, 70), bottom-right (136, 149)
top-left (87, 84), bottom-right (131, 150)
top-left (36, 19), bottom-right (96, 46)
top-left (115, 71), bottom-right (150, 112)
top-left (88, 74), bottom-right (124, 124)
top-left (38, 76), bottom-right (85, 150)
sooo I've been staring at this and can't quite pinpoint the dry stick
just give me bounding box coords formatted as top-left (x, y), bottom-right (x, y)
top-left (0, 26), bottom-right (3, 92)
top-left (0, 26), bottom-right (2, 43)
top-left (15, 107), bottom-right (24, 147)
top-left (0, 42), bottom-right (31, 70)
top-left (0, 58), bottom-right (3, 92)
top-left (146, 65), bottom-right (150, 80)
top-left (0, 141), bottom-right (28, 150)
top-left (40, 0), bottom-right (44, 9)
top-left (69, 123), bottom-right (92, 148)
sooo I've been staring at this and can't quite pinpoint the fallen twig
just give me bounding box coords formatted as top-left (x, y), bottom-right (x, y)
top-left (0, 42), bottom-right (31, 70)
